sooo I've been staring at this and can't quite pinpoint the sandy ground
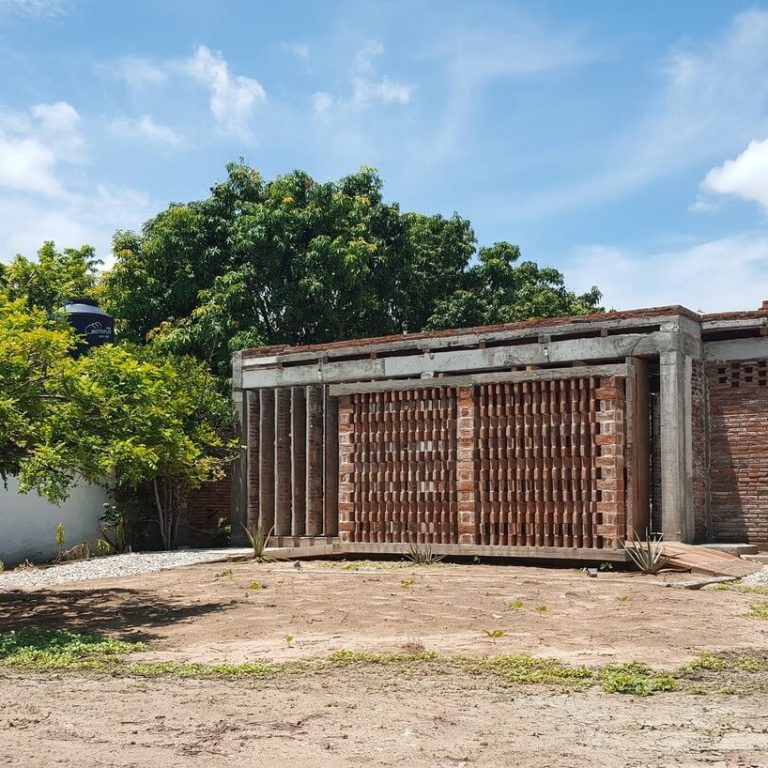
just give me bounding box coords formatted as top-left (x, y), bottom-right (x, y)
top-left (2, 559), bottom-right (768, 767)
top-left (2, 667), bottom-right (768, 767)
top-left (1, 559), bottom-right (766, 667)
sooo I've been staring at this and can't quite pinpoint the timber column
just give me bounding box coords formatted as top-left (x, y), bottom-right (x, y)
top-left (659, 350), bottom-right (694, 542)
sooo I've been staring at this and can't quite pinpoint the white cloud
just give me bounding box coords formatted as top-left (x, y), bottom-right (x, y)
top-left (355, 40), bottom-right (384, 74)
top-left (183, 45), bottom-right (266, 135)
top-left (701, 138), bottom-right (768, 214)
top-left (110, 57), bottom-right (168, 89)
top-left (282, 42), bottom-right (309, 61)
top-left (351, 77), bottom-right (413, 107)
top-left (111, 115), bottom-right (182, 146)
top-left (519, 10), bottom-right (768, 216)
top-left (0, 0), bottom-right (65, 19)
top-left (311, 91), bottom-right (334, 115)
top-left (564, 235), bottom-right (768, 313)
top-left (0, 184), bottom-right (151, 262)
top-left (0, 101), bottom-right (82, 196)
top-left (0, 101), bottom-right (151, 263)
top-left (312, 42), bottom-right (413, 117)
top-left (0, 135), bottom-right (61, 196)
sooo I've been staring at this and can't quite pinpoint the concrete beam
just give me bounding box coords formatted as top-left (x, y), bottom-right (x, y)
top-left (242, 332), bottom-right (679, 389)
top-left (328, 363), bottom-right (633, 396)
top-left (659, 351), bottom-right (694, 542)
top-left (241, 313), bottom-right (690, 370)
top-left (704, 337), bottom-right (768, 362)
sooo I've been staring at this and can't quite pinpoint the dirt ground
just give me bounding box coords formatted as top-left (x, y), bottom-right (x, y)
top-left (2, 666), bottom-right (768, 768)
top-left (2, 558), bottom-right (768, 767)
top-left (1, 559), bottom-right (766, 666)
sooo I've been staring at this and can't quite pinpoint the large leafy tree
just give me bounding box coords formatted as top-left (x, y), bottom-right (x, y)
top-left (102, 163), bottom-right (601, 378)
top-left (0, 291), bottom-right (235, 549)
top-left (18, 345), bottom-right (236, 549)
top-left (0, 295), bottom-right (74, 481)
top-left (1, 242), bottom-right (100, 312)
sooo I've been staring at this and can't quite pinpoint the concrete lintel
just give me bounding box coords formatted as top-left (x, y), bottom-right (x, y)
top-left (704, 337), bottom-right (768, 362)
top-left (659, 351), bottom-right (694, 542)
top-left (242, 332), bottom-right (678, 389)
top-left (241, 315), bottom-right (687, 370)
top-left (328, 363), bottom-right (633, 396)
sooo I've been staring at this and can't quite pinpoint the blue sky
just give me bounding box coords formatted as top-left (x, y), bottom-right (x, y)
top-left (1, 0), bottom-right (767, 312)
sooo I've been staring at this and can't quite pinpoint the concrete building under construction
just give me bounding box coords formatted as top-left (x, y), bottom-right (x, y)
top-left (228, 304), bottom-right (768, 561)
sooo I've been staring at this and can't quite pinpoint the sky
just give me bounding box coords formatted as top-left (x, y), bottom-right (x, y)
top-left (1, 0), bottom-right (768, 312)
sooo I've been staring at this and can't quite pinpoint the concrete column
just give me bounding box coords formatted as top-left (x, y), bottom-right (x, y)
top-left (659, 351), bottom-right (694, 542)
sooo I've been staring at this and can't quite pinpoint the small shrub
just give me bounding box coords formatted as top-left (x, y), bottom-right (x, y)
top-left (214, 569), bottom-right (233, 580)
top-left (404, 542), bottom-right (444, 565)
top-left (506, 599), bottom-right (524, 610)
top-left (400, 578), bottom-right (416, 589)
top-left (623, 529), bottom-right (669, 574)
top-left (55, 522), bottom-right (65, 558)
top-left (248, 581), bottom-right (266, 591)
top-left (483, 629), bottom-right (505, 644)
top-left (749, 602), bottom-right (768, 619)
top-left (284, 634), bottom-right (294, 647)
top-left (242, 522), bottom-right (274, 562)
top-left (536, 605), bottom-right (548, 615)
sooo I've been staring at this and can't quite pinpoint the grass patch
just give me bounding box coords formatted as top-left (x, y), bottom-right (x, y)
top-left (0, 629), bottom-right (141, 670)
top-left (4, 629), bottom-right (767, 697)
top-left (749, 602), bottom-right (768, 619)
top-left (477, 655), bottom-right (593, 686)
top-left (599, 662), bottom-right (679, 696)
top-left (328, 649), bottom-right (438, 665)
top-left (707, 582), bottom-right (768, 596)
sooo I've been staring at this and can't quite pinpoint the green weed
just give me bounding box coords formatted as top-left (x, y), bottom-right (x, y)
top-left (214, 569), bottom-right (233, 580)
top-left (0, 629), bottom-right (141, 670)
top-left (749, 602), bottom-right (768, 619)
top-left (599, 662), bottom-right (679, 696)
top-left (506, 599), bottom-right (524, 610)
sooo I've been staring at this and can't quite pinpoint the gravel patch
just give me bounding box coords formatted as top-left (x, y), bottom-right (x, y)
top-left (741, 568), bottom-right (768, 586)
top-left (0, 550), bottom-right (240, 590)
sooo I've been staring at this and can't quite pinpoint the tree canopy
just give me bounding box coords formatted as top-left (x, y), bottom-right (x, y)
top-left (101, 163), bottom-right (602, 378)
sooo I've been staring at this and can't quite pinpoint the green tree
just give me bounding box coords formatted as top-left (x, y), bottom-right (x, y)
top-left (426, 242), bottom-right (602, 329)
top-left (102, 163), bottom-right (599, 379)
top-left (1, 242), bottom-right (100, 312)
top-left (17, 345), bottom-right (236, 549)
top-left (0, 295), bottom-right (74, 481)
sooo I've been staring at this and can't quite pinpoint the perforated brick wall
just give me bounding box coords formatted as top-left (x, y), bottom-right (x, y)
top-left (338, 376), bottom-right (626, 549)
top-left (708, 360), bottom-right (768, 543)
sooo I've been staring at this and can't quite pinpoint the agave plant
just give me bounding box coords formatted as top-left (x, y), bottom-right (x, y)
top-left (404, 541), bottom-right (445, 565)
top-left (241, 522), bottom-right (274, 562)
top-left (623, 529), bottom-right (669, 575)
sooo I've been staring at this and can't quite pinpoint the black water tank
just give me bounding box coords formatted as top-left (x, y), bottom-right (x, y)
top-left (63, 298), bottom-right (114, 349)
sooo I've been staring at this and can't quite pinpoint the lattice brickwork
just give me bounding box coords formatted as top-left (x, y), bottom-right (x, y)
top-left (338, 377), bottom-right (626, 549)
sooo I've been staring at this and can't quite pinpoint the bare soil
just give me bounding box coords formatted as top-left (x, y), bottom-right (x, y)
top-left (1, 560), bottom-right (765, 666)
top-left (2, 559), bottom-right (768, 767)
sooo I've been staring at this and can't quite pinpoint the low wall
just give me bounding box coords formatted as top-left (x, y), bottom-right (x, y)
top-left (0, 477), bottom-right (109, 566)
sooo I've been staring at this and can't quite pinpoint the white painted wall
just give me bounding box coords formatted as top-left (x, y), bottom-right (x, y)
top-left (0, 476), bottom-right (109, 566)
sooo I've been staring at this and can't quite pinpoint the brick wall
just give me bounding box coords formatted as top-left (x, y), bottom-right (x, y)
top-left (708, 360), bottom-right (768, 544)
top-left (179, 473), bottom-right (232, 547)
top-left (338, 377), bottom-right (627, 549)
